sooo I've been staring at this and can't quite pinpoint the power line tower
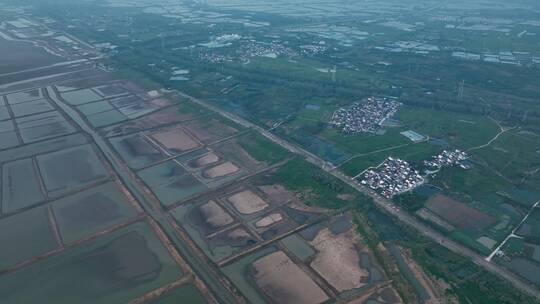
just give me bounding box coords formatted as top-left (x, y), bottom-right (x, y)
top-left (331, 65), bottom-right (337, 83)
top-left (457, 79), bottom-right (465, 100)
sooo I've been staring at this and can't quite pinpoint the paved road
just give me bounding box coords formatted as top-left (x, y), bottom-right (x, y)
top-left (178, 91), bottom-right (540, 300)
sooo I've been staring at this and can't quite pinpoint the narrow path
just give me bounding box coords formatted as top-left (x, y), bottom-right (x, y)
top-left (486, 200), bottom-right (540, 262)
top-left (467, 117), bottom-right (516, 152)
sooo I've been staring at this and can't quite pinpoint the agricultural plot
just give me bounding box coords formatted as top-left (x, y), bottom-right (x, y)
top-left (78, 93), bottom-right (173, 128)
top-left (0, 222), bottom-right (184, 304)
top-left (36, 144), bottom-right (109, 196)
top-left (15, 111), bottom-right (76, 143)
top-left (51, 182), bottom-right (139, 243)
top-left (170, 202), bottom-right (257, 263)
top-left (110, 134), bottom-right (166, 169)
top-left (86, 108), bottom-right (128, 128)
top-left (151, 126), bottom-right (201, 154)
top-left (218, 210), bottom-right (377, 304)
top-left (0, 120), bottom-right (20, 149)
top-left (1, 158), bottom-right (45, 213)
top-left (473, 130), bottom-right (540, 189)
top-left (395, 106), bottom-right (500, 150)
top-left (93, 83), bottom-right (129, 98)
top-left (251, 250), bottom-right (330, 304)
top-left (103, 102), bottom-right (208, 137)
top-left (425, 195), bottom-right (497, 233)
top-left (497, 237), bottom-right (540, 286)
top-left (0, 104), bottom-right (12, 121)
top-left (182, 115), bottom-right (241, 144)
top-left (138, 160), bottom-right (208, 206)
top-left (9, 98), bottom-right (54, 117)
top-left (0, 206), bottom-right (59, 270)
top-left (60, 88), bottom-right (103, 105)
top-left (169, 171), bottom-right (328, 265)
top-left (516, 208), bottom-right (540, 240)
top-left (77, 100), bottom-right (115, 116)
top-left (5, 88), bottom-right (43, 104)
top-left (300, 214), bottom-right (384, 295)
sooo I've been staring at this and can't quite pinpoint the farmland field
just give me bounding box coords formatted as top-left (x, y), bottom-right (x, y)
top-left (0, 222), bottom-right (184, 304)
top-left (51, 182), bottom-right (139, 243)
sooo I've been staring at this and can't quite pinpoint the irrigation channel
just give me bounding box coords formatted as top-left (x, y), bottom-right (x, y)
top-left (46, 86), bottom-right (237, 304)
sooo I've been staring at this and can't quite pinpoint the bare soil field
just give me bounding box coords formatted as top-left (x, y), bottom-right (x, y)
top-left (190, 152), bottom-right (220, 168)
top-left (199, 200), bottom-right (234, 228)
top-left (251, 251), bottom-right (329, 304)
top-left (426, 194), bottom-right (496, 231)
top-left (202, 161), bottom-right (240, 179)
top-left (151, 127), bottom-right (200, 152)
top-left (255, 213), bottom-right (283, 228)
top-left (227, 190), bottom-right (269, 215)
top-left (183, 118), bottom-right (238, 144)
top-left (258, 184), bottom-right (295, 204)
top-left (310, 228), bottom-right (368, 292)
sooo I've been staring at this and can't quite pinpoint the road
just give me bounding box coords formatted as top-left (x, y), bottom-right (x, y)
top-left (177, 91), bottom-right (540, 300)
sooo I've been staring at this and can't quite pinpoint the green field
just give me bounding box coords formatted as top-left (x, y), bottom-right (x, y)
top-left (272, 158), bottom-right (370, 209)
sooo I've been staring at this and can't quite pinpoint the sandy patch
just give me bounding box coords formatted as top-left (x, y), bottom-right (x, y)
top-left (227, 190), bottom-right (269, 215)
top-left (192, 152), bottom-right (219, 167)
top-left (151, 128), bottom-right (200, 152)
top-left (255, 213), bottom-right (283, 228)
top-left (199, 200), bottom-right (233, 228)
top-left (203, 162), bottom-right (240, 179)
top-left (310, 228), bottom-right (367, 292)
top-left (251, 251), bottom-right (329, 304)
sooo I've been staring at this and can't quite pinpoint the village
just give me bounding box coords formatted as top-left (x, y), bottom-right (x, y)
top-left (330, 96), bottom-right (401, 134)
top-left (360, 157), bottom-right (424, 198)
top-left (424, 149), bottom-right (470, 170)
